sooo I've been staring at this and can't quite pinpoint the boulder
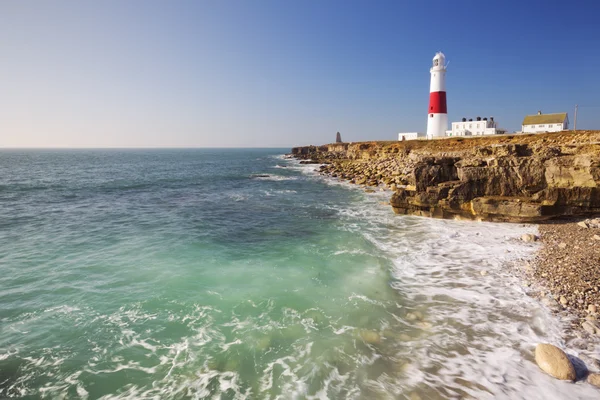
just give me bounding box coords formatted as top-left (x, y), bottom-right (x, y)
top-left (534, 343), bottom-right (576, 381)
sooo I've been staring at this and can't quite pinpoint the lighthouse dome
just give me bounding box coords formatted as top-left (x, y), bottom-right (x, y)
top-left (432, 52), bottom-right (445, 69)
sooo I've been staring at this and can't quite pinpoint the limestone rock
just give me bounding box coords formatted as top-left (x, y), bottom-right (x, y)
top-left (560, 296), bottom-right (568, 306)
top-left (534, 343), bottom-right (576, 381)
top-left (292, 131), bottom-right (600, 222)
top-left (582, 321), bottom-right (597, 335)
top-left (359, 330), bottom-right (381, 345)
top-left (521, 233), bottom-right (538, 243)
top-left (588, 373), bottom-right (600, 388)
top-left (405, 312), bottom-right (418, 321)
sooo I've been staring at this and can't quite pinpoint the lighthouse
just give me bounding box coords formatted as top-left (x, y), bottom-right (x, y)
top-left (426, 52), bottom-right (448, 138)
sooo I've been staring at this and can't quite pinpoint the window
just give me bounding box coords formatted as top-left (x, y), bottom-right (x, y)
top-left (539, 125), bottom-right (545, 128)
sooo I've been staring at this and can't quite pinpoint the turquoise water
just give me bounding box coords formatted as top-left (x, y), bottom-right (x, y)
top-left (1, 149), bottom-right (598, 399)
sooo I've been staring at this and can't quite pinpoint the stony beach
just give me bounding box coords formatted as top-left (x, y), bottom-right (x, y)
top-left (292, 131), bottom-right (600, 389)
top-left (524, 218), bottom-right (600, 337)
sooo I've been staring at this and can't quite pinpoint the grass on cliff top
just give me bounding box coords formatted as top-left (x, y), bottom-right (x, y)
top-left (323, 130), bottom-right (600, 152)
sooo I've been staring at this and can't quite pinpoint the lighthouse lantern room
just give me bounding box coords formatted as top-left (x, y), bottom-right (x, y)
top-left (426, 52), bottom-right (448, 139)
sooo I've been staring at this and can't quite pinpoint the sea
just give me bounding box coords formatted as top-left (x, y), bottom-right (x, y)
top-left (0, 148), bottom-right (598, 399)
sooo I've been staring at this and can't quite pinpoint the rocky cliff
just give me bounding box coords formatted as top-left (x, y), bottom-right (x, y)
top-left (291, 131), bottom-right (600, 222)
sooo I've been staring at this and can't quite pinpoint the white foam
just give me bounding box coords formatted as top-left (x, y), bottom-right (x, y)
top-left (253, 175), bottom-right (298, 181)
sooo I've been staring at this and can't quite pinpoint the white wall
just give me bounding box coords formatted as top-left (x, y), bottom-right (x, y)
top-left (449, 119), bottom-right (498, 136)
top-left (398, 132), bottom-right (422, 141)
top-left (522, 122), bottom-right (565, 134)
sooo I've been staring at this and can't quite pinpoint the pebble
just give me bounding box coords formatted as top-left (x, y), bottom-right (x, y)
top-left (560, 296), bottom-right (568, 306)
top-left (405, 312), bottom-right (417, 321)
top-left (359, 329), bottom-right (381, 345)
top-left (558, 242), bottom-right (567, 249)
top-left (534, 343), bottom-right (576, 381)
top-left (593, 235), bottom-right (600, 241)
top-left (582, 321), bottom-right (598, 335)
top-left (589, 304), bottom-right (597, 313)
top-left (521, 233), bottom-right (538, 242)
top-left (577, 221), bottom-right (589, 228)
top-left (541, 297), bottom-right (558, 309)
top-left (480, 270), bottom-right (488, 276)
top-left (588, 373), bottom-right (600, 388)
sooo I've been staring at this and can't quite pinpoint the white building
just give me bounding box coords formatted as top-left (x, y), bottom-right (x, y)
top-left (398, 132), bottom-right (424, 141)
top-left (446, 117), bottom-right (506, 136)
top-left (522, 111), bottom-right (568, 133)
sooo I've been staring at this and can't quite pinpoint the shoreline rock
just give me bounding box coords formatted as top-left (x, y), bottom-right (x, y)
top-left (524, 219), bottom-right (600, 330)
top-left (291, 131), bottom-right (600, 223)
top-left (535, 343), bottom-right (577, 381)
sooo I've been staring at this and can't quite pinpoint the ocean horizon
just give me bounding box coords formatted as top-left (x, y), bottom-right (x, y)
top-left (1, 148), bottom-right (597, 399)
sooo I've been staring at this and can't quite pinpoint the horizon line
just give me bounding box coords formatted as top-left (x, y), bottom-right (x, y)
top-left (0, 146), bottom-right (296, 150)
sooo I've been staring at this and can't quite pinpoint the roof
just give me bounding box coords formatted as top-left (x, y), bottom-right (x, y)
top-left (522, 113), bottom-right (567, 125)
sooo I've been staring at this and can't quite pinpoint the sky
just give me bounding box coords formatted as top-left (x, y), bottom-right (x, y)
top-left (1, 0), bottom-right (599, 148)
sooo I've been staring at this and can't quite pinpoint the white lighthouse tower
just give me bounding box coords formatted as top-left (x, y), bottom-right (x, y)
top-left (426, 52), bottom-right (448, 138)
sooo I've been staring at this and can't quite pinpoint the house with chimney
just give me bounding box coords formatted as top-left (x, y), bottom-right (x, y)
top-left (522, 111), bottom-right (569, 133)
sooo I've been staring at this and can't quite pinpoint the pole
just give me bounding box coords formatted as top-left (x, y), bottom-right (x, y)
top-left (574, 104), bottom-right (578, 131)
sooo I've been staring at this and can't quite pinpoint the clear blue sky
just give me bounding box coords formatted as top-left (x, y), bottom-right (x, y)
top-left (1, 0), bottom-right (599, 147)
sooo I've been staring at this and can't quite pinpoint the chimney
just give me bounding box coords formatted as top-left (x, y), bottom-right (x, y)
top-left (537, 110), bottom-right (542, 115)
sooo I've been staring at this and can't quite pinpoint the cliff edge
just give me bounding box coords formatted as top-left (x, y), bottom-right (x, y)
top-left (291, 131), bottom-right (600, 222)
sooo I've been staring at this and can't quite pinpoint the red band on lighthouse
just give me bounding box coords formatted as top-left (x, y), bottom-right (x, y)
top-left (428, 92), bottom-right (447, 114)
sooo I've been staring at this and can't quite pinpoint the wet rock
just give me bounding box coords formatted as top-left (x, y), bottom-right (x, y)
top-left (398, 333), bottom-right (412, 341)
top-left (582, 321), bottom-right (597, 335)
top-left (417, 321), bottom-right (432, 329)
top-left (588, 373), bottom-right (600, 388)
top-left (586, 218), bottom-right (600, 229)
top-left (534, 343), bottom-right (576, 381)
top-left (521, 233), bottom-right (538, 243)
top-left (405, 312), bottom-right (418, 321)
top-left (358, 329), bottom-right (381, 345)
top-left (560, 296), bottom-right (568, 306)
top-left (256, 336), bottom-right (271, 351)
top-left (541, 297), bottom-right (558, 309)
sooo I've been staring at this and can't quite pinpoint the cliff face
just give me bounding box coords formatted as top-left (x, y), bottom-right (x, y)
top-left (291, 131), bottom-right (600, 222)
